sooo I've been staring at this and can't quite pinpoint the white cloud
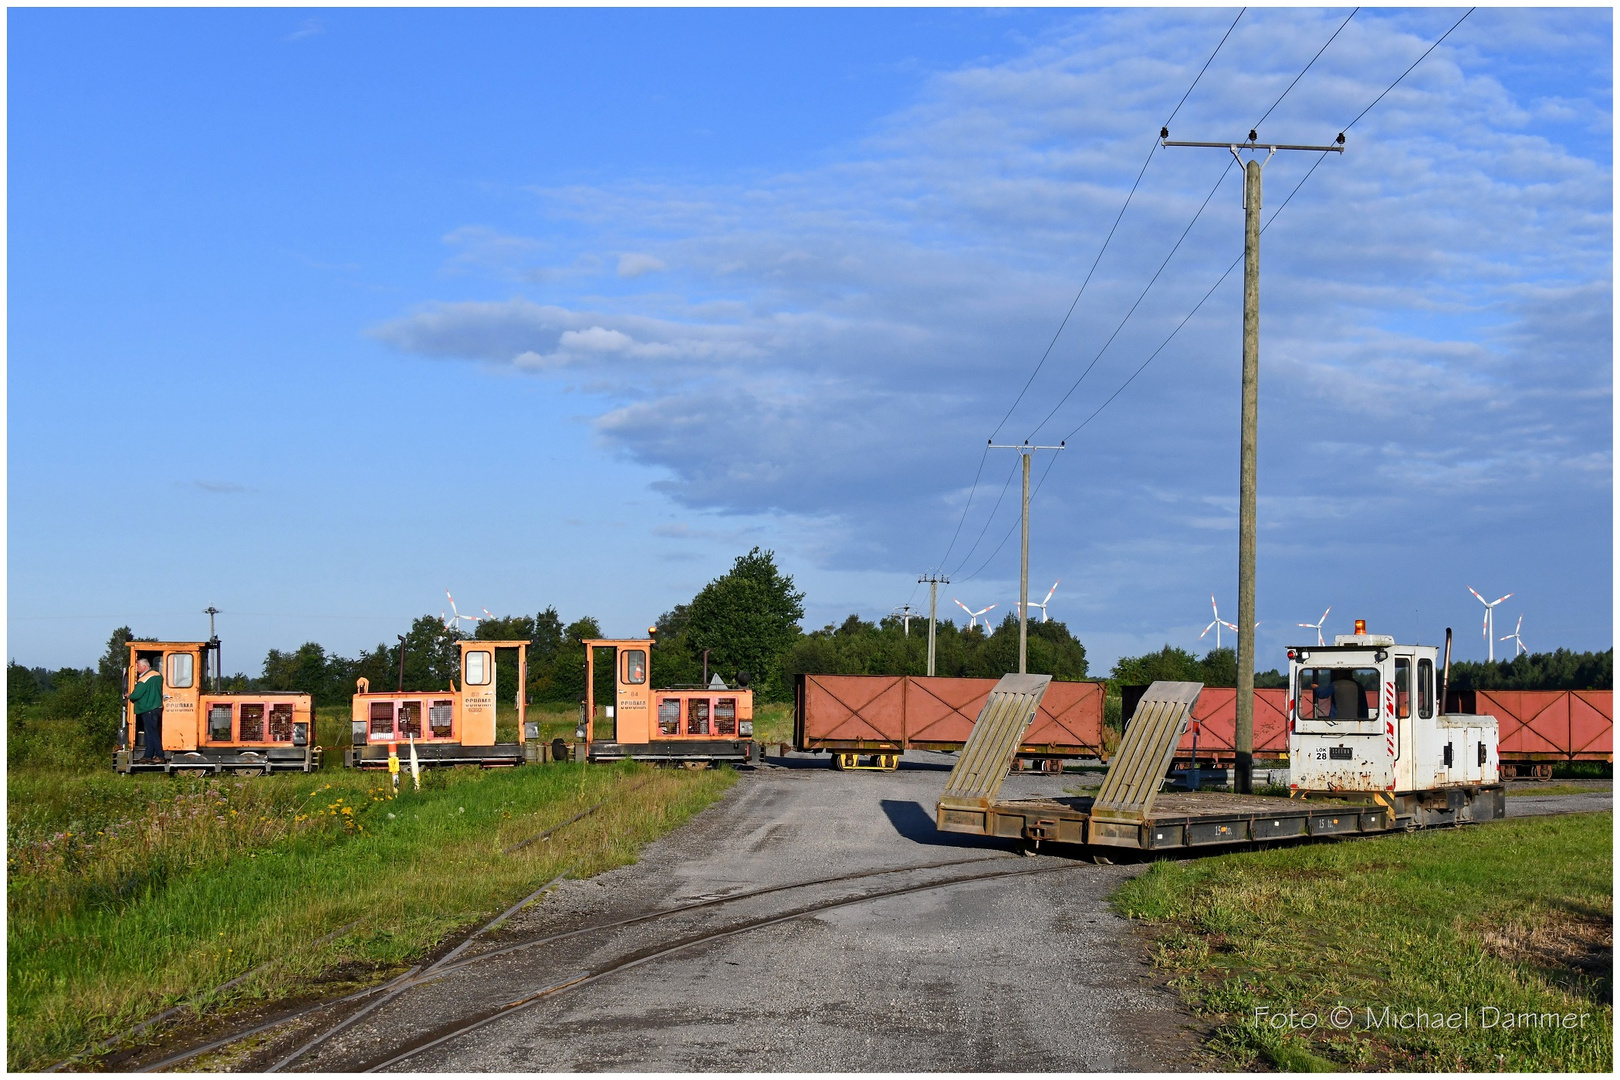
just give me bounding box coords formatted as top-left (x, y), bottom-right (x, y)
top-left (617, 252), bottom-right (666, 278)
top-left (369, 9), bottom-right (1610, 651)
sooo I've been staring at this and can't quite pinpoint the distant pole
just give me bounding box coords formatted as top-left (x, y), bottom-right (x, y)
top-left (919, 573), bottom-right (949, 676)
top-left (1163, 130), bottom-right (1343, 795)
top-left (1019, 453), bottom-right (1031, 673)
top-left (203, 605), bottom-right (221, 690)
top-left (397, 635), bottom-right (406, 692)
top-left (988, 441), bottom-right (1064, 675)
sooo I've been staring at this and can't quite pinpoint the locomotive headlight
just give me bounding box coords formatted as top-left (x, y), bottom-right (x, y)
top-left (740, 721), bottom-right (753, 738)
top-left (293, 722), bottom-right (309, 747)
top-left (351, 721), bottom-right (367, 746)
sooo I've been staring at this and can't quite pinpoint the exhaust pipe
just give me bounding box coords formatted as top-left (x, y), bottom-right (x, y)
top-left (1441, 627), bottom-right (1453, 715)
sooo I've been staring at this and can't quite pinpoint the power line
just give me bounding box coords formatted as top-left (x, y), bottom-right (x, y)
top-left (1026, 157), bottom-right (1235, 442)
top-left (1024, 8), bottom-right (1354, 444)
top-left (946, 452), bottom-right (1022, 576)
top-left (933, 442), bottom-right (989, 571)
top-left (987, 7), bottom-right (1247, 445)
top-left (1058, 8), bottom-right (1475, 444)
top-left (942, 7), bottom-right (1462, 585)
top-left (939, 10), bottom-right (1246, 572)
top-left (1253, 8), bottom-right (1358, 130)
top-left (1165, 7), bottom-right (1247, 129)
top-left (1343, 7), bottom-right (1473, 133)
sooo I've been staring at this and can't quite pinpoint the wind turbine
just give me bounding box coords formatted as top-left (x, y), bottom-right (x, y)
top-left (953, 598), bottom-right (997, 631)
top-left (1500, 615), bottom-right (1528, 657)
top-left (1015, 580), bottom-right (1060, 623)
top-left (444, 590), bottom-right (483, 636)
top-left (1297, 606), bottom-right (1331, 647)
top-left (1467, 587), bottom-right (1513, 662)
top-left (1201, 594), bottom-right (1237, 650)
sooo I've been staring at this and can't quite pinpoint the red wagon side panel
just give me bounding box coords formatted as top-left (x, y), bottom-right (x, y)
top-left (796, 674), bottom-right (1103, 756)
top-left (1025, 680), bottom-right (1106, 756)
top-left (1175, 687), bottom-right (1289, 759)
top-left (1480, 691), bottom-right (1568, 757)
top-left (906, 677), bottom-right (996, 747)
top-left (799, 675), bottom-right (906, 747)
top-left (1570, 691), bottom-right (1614, 758)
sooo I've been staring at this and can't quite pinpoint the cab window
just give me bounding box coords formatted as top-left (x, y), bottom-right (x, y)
top-left (1394, 659), bottom-right (1411, 719)
top-left (464, 650), bottom-right (491, 686)
top-left (167, 652), bottom-right (195, 688)
top-left (715, 698), bottom-right (737, 735)
top-left (687, 699), bottom-right (710, 735)
top-left (622, 649), bottom-right (648, 685)
top-left (658, 698), bottom-right (681, 736)
top-left (430, 699), bottom-right (454, 738)
top-left (1296, 667), bottom-right (1379, 720)
top-left (1418, 659), bottom-right (1435, 719)
top-left (208, 704), bottom-right (233, 742)
top-left (239, 703), bottom-right (265, 741)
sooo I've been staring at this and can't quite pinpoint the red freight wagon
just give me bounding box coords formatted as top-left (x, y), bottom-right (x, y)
top-left (1122, 685), bottom-right (1291, 765)
top-left (1468, 690), bottom-right (1613, 778)
top-left (793, 673), bottom-right (1105, 771)
top-left (1178, 686), bottom-right (1290, 763)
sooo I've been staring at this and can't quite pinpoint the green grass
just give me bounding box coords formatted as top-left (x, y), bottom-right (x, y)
top-left (1506, 784), bottom-right (1611, 798)
top-left (1113, 813), bottom-right (1612, 1071)
top-left (8, 757), bottom-right (735, 1071)
top-left (752, 701), bottom-right (793, 744)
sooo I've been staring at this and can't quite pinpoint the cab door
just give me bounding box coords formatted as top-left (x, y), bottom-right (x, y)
top-left (460, 646), bottom-right (497, 746)
top-left (162, 648), bottom-right (202, 751)
top-left (615, 646), bottom-right (653, 744)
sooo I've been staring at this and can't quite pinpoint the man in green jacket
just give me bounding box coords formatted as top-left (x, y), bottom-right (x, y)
top-left (129, 657), bottom-right (165, 763)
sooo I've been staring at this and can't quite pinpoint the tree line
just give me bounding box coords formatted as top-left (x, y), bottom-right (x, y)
top-left (10, 542), bottom-right (1613, 751)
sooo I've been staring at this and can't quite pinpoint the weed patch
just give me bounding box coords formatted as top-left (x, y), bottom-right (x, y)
top-left (1113, 814), bottom-right (1613, 1071)
top-left (8, 760), bottom-right (734, 1070)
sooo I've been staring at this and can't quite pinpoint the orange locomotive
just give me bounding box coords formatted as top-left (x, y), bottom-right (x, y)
top-left (115, 640), bottom-right (320, 775)
top-left (580, 637), bottom-right (755, 765)
top-left (345, 639), bottom-right (539, 769)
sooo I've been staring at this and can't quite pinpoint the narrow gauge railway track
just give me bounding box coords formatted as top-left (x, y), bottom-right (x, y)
top-left (126, 852), bottom-right (1074, 1073)
top-left (356, 858), bottom-right (1086, 1074)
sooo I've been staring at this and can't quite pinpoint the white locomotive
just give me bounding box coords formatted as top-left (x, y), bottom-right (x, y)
top-left (1288, 622), bottom-right (1505, 826)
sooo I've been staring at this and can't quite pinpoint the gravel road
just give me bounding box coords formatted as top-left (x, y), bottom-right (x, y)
top-left (314, 753), bottom-right (1204, 1072)
top-left (273, 757), bottom-right (1609, 1073)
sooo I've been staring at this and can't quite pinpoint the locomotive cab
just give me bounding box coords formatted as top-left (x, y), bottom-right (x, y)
top-left (345, 639), bottom-right (532, 769)
top-left (581, 637), bottom-right (755, 765)
top-left (1287, 624), bottom-right (1504, 826)
top-left (114, 641), bottom-right (320, 775)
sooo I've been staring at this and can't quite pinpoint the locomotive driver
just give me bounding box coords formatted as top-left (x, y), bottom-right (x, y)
top-left (129, 657), bottom-right (166, 764)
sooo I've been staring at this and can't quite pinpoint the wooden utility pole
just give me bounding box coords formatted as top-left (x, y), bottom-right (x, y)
top-left (1163, 130), bottom-right (1343, 793)
top-left (919, 573), bottom-right (949, 676)
top-left (988, 441), bottom-right (1064, 673)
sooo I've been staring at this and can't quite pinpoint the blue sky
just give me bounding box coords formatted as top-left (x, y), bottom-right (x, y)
top-left (8, 7), bottom-right (1612, 674)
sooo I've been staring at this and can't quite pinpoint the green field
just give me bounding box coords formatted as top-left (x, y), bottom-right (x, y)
top-left (7, 741), bottom-right (735, 1071)
top-left (1114, 812), bottom-right (1612, 1071)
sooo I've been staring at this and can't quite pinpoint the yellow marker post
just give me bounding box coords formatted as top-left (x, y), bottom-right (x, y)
top-left (388, 742), bottom-right (400, 792)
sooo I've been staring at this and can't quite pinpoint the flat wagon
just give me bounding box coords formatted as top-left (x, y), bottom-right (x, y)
top-left (939, 630), bottom-right (1505, 856)
top-left (794, 673), bottom-right (1105, 771)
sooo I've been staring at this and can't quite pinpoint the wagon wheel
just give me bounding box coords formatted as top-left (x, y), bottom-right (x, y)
top-left (234, 767), bottom-right (265, 778)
